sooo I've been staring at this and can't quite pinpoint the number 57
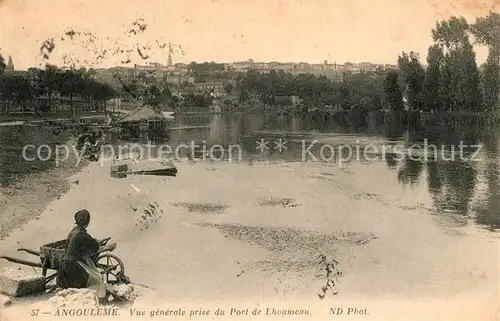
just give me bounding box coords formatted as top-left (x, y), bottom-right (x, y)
top-left (31, 309), bottom-right (40, 316)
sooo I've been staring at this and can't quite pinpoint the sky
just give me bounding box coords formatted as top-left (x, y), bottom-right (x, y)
top-left (0, 0), bottom-right (498, 70)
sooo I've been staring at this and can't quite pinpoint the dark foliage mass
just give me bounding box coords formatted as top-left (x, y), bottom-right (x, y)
top-left (0, 65), bottom-right (116, 111)
top-left (394, 13), bottom-right (499, 113)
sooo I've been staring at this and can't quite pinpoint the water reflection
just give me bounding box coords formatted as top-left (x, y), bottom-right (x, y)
top-left (169, 114), bottom-right (500, 231)
top-left (475, 133), bottom-right (500, 230)
top-left (385, 152), bottom-right (399, 169)
top-left (426, 160), bottom-right (477, 216)
top-left (397, 158), bottom-right (424, 187)
top-left (390, 125), bottom-right (499, 231)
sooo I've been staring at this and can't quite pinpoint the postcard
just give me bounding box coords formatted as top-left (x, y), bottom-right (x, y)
top-left (0, 1), bottom-right (498, 320)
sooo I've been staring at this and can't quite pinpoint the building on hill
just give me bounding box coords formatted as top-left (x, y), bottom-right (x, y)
top-left (359, 62), bottom-right (377, 72)
top-left (195, 81), bottom-right (225, 98)
top-left (134, 62), bottom-right (169, 77)
top-left (228, 59), bottom-right (344, 82)
top-left (290, 69), bottom-right (344, 82)
top-left (231, 59), bottom-right (255, 72)
top-left (165, 74), bottom-right (195, 85)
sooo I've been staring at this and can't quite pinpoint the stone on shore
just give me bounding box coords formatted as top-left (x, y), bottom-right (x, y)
top-left (46, 288), bottom-right (99, 309)
top-left (110, 164), bottom-right (128, 178)
top-left (0, 268), bottom-right (45, 297)
top-left (0, 294), bottom-right (12, 307)
top-left (110, 164), bottom-right (128, 173)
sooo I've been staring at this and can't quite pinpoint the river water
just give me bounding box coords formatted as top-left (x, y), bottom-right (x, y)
top-left (170, 114), bottom-right (500, 232)
top-left (1, 114), bottom-right (499, 232)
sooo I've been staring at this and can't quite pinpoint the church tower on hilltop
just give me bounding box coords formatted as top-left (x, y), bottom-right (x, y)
top-left (167, 52), bottom-right (173, 67)
top-left (6, 55), bottom-right (14, 71)
top-left (167, 43), bottom-right (173, 67)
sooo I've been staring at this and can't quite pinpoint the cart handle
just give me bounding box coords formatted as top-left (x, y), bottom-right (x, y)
top-left (18, 248), bottom-right (40, 256)
top-left (96, 242), bottom-right (116, 255)
top-left (98, 237), bottom-right (111, 246)
top-left (0, 256), bottom-right (43, 268)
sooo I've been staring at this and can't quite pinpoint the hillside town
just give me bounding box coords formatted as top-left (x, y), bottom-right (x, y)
top-left (94, 53), bottom-right (398, 94)
top-left (0, 51), bottom-right (400, 121)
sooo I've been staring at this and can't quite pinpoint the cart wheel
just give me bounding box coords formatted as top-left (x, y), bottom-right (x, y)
top-left (95, 253), bottom-right (125, 284)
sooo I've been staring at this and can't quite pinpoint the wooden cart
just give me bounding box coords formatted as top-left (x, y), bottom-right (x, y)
top-left (0, 237), bottom-right (128, 290)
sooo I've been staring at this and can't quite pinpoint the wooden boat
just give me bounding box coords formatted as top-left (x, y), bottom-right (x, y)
top-left (114, 158), bottom-right (178, 177)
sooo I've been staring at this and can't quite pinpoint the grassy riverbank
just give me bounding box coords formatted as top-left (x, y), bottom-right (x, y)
top-left (0, 128), bottom-right (89, 239)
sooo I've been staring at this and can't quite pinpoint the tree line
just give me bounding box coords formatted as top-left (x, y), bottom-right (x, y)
top-left (389, 12), bottom-right (500, 113)
top-left (230, 66), bottom-right (388, 112)
top-left (0, 60), bottom-right (116, 113)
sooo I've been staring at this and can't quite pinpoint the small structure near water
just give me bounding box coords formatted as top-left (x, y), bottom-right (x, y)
top-left (118, 105), bottom-right (169, 143)
top-left (109, 158), bottom-right (178, 178)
